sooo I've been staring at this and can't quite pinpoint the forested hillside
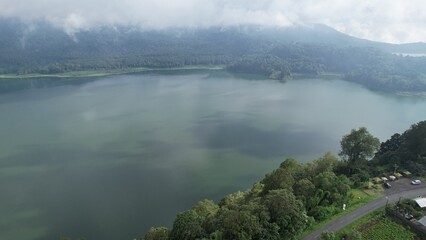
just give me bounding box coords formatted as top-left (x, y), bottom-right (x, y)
top-left (1, 18), bottom-right (426, 93)
top-left (372, 120), bottom-right (426, 175)
top-left (143, 155), bottom-right (350, 240)
top-left (141, 121), bottom-right (426, 240)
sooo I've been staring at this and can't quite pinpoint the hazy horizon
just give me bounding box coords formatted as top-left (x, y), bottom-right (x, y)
top-left (1, 0), bottom-right (426, 44)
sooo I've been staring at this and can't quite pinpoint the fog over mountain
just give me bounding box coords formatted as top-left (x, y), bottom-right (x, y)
top-left (1, 0), bottom-right (426, 43)
top-left (1, 1), bottom-right (426, 95)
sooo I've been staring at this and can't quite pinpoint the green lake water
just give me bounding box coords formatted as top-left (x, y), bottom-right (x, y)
top-left (0, 71), bottom-right (425, 239)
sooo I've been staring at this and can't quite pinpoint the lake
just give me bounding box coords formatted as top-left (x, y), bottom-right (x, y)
top-left (0, 71), bottom-right (425, 240)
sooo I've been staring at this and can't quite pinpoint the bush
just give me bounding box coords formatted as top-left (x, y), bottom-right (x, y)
top-left (340, 230), bottom-right (362, 240)
top-left (310, 206), bottom-right (341, 222)
top-left (143, 227), bottom-right (170, 240)
top-left (321, 231), bottom-right (336, 240)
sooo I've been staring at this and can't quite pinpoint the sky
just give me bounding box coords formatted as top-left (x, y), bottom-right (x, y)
top-left (0, 0), bottom-right (426, 43)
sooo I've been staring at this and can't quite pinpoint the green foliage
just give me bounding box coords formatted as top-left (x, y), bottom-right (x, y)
top-left (151, 154), bottom-right (351, 240)
top-left (143, 122), bottom-right (426, 240)
top-left (226, 55), bottom-right (291, 80)
top-left (2, 20), bottom-right (426, 94)
top-left (377, 133), bottom-right (402, 155)
top-left (310, 206), bottom-right (341, 222)
top-left (402, 121), bottom-right (426, 160)
top-left (373, 120), bottom-right (426, 174)
top-left (349, 170), bottom-right (371, 188)
top-left (337, 207), bottom-right (417, 240)
top-left (145, 138), bottom-right (372, 240)
top-left (218, 192), bottom-right (247, 210)
top-left (361, 218), bottom-right (415, 240)
top-left (312, 152), bottom-right (341, 174)
top-left (261, 167), bottom-right (295, 194)
top-left (320, 231), bottom-right (336, 240)
top-left (264, 189), bottom-right (312, 239)
top-left (192, 199), bottom-right (220, 234)
top-left (312, 172), bottom-right (351, 206)
top-left (255, 222), bottom-right (280, 240)
top-left (143, 227), bottom-right (170, 240)
top-left (293, 178), bottom-right (315, 200)
top-left (215, 208), bottom-right (262, 240)
top-left (396, 199), bottom-right (423, 219)
top-left (339, 127), bottom-right (380, 173)
top-left (170, 210), bottom-right (206, 240)
top-left (340, 230), bottom-right (362, 240)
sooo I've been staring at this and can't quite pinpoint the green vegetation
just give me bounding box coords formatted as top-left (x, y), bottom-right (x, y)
top-left (59, 237), bottom-right (86, 240)
top-left (362, 218), bottom-right (415, 240)
top-left (140, 154), bottom-right (355, 240)
top-left (339, 127), bottom-right (380, 175)
top-left (371, 120), bottom-right (426, 175)
top-left (300, 189), bottom-right (382, 238)
top-left (141, 121), bottom-right (426, 240)
top-left (334, 209), bottom-right (416, 240)
top-left (0, 65), bottom-right (225, 79)
top-left (0, 66), bottom-right (225, 93)
top-left (144, 227), bottom-right (170, 240)
top-left (1, 20), bottom-right (426, 94)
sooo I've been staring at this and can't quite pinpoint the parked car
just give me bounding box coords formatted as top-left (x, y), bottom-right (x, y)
top-left (411, 179), bottom-right (422, 185)
top-left (384, 182), bottom-right (392, 188)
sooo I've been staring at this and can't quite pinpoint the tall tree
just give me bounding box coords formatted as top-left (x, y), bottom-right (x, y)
top-left (402, 121), bottom-right (426, 159)
top-left (339, 127), bottom-right (380, 172)
top-left (191, 199), bottom-right (219, 234)
top-left (263, 189), bottom-right (312, 239)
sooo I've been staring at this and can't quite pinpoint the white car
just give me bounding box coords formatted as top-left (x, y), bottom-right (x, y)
top-left (411, 180), bottom-right (422, 185)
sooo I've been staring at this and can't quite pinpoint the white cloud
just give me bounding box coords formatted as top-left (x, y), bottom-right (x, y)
top-left (0, 0), bottom-right (425, 43)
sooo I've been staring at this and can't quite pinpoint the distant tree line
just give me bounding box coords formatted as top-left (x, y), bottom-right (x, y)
top-left (1, 22), bottom-right (426, 93)
top-left (227, 45), bottom-right (426, 92)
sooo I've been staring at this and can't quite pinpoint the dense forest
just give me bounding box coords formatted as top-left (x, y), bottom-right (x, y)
top-left (139, 121), bottom-right (426, 240)
top-left (1, 18), bottom-right (426, 94)
top-left (371, 120), bottom-right (426, 175)
top-left (143, 155), bottom-right (350, 240)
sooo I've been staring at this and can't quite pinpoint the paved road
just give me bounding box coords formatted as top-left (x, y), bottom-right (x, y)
top-left (304, 182), bottom-right (426, 240)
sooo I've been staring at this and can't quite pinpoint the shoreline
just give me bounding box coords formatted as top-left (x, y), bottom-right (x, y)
top-left (0, 65), bottom-right (225, 79)
top-left (1, 68), bottom-right (425, 97)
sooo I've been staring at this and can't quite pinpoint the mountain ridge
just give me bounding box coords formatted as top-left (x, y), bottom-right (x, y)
top-left (1, 18), bottom-right (426, 94)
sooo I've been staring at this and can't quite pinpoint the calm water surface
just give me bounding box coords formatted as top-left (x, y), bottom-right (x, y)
top-left (0, 72), bottom-right (425, 239)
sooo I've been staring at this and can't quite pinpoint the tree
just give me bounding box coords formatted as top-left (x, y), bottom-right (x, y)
top-left (169, 210), bottom-right (205, 240)
top-left (320, 231), bottom-right (336, 240)
top-left (215, 208), bottom-right (262, 240)
top-left (279, 158), bottom-right (301, 172)
top-left (339, 127), bottom-right (380, 172)
top-left (313, 152), bottom-right (340, 174)
top-left (293, 178), bottom-right (315, 199)
top-left (143, 227), bottom-right (170, 240)
top-left (263, 189), bottom-right (312, 239)
top-left (191, 199), bottom-right (219, 234)
top-left (402, 121), bottom-right (426, 159)
top-left (262, 160), bottom-right (296, 193)
top-left (219, 191), bottom-right (247, 210)
top-left (377, 133), bottom-right (401, 155)
top-left (311, 172), bottom-right (350, 208)
top-left (372, 121), bottom-right (426, 174)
